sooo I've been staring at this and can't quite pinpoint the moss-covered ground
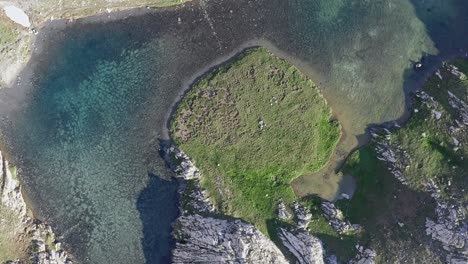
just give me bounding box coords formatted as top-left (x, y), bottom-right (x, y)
top-left (171, 48), bottom-right (341, 234)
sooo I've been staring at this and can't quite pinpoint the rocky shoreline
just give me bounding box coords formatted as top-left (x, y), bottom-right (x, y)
top-left (161, 144), bottom-right (377, 264)
top-left (0, 151), bottom-right (72, 264)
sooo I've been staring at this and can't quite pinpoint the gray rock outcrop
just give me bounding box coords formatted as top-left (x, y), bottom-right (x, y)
top-left (173, 214), bottom-right (289, 264)
top-left (321, 201), bottom-right (361, 234)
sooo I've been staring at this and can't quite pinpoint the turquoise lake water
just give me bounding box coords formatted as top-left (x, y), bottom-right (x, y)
top-left (0, 0), bottom-right (468, 263)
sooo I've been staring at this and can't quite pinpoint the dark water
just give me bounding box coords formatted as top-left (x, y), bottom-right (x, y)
top-left (0, 0), bottom-right (468, 263)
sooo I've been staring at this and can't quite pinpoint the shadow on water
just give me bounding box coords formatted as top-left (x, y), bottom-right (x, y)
top-left (136, 173), bottom-right (178, 264)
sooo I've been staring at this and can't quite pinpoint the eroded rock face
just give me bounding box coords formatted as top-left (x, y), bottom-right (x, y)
top-left (278, 228), bottom-right (325, 264)
top-left (172, 214), bottom-right (289, 264)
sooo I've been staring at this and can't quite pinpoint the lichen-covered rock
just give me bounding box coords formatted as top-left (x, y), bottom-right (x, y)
top-left (278, 227), bottom-right (325, 264)
top-left (172, 214), bottom-right (289, 264)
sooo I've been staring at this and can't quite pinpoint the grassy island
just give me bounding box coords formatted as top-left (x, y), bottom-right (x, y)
top-left (171, 48), bottom-right (340, 233)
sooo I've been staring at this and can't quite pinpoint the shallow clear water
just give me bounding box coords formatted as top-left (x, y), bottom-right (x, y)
top-left (0, 0), bottom-right (468, 263)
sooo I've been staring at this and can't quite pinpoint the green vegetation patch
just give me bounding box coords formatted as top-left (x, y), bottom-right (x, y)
top-left (171, 48), bottom-right (340, 233)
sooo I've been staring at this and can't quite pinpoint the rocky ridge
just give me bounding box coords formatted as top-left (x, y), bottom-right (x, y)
top-left (0, 151), bottom-right (72, 264)
top-left (162, 144), bottom-right (328, 264)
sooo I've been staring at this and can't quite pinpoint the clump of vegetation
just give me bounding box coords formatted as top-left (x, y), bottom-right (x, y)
top-left (171, 48), bottom-right (341, 234)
